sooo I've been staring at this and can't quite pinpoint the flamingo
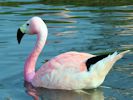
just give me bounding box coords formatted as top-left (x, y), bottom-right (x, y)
top-left (17, 16), bottom-right (130, 90)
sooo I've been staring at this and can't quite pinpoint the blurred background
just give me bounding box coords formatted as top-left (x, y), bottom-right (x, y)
top-left (0, 0), bottom-right (133, 100)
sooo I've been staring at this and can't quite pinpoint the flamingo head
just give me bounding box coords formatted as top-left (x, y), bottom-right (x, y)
top-left (17, 16), bottom-right (48, 44)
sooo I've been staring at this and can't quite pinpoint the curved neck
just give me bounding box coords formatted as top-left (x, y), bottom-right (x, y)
top-left (24, 29), bottom-right (47, 82)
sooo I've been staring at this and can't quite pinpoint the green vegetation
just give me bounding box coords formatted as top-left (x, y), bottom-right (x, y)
top-left (1, 0), bottom-right (133, 7)
top-left (42, 0), bottom-right (133, 6)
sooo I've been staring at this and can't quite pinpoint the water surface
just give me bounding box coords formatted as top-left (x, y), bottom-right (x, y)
top-left (0, 0), bottom-right (133, 100)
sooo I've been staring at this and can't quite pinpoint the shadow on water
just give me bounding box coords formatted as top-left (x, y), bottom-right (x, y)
top-left (24, 82), bottom-right (104, 100)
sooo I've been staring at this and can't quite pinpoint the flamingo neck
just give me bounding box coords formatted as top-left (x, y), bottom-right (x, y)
top-left (24, 29), bottom-right (47, 82)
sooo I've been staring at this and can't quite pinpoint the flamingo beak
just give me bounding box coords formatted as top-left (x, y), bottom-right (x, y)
top-left (17, 28), bottom-right (25, 44)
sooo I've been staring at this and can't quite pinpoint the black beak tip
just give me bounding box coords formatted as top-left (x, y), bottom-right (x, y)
top-left (18, 40), bottom-right (21, 44)
top-left (17, 28), bottom-right (25, 44)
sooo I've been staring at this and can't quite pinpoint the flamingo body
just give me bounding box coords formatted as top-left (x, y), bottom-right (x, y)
top-left (17, 16), bottom-right (130, 90)
top-left (32, 51), bottom-right (95, 89)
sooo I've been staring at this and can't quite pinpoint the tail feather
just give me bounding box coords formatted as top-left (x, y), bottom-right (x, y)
top-left (115, 50), bottom-right (130, 61)
top-left (90, 50), bottom-right (130, 77)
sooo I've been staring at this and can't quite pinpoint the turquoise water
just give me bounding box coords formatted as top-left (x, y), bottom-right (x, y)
top-left (0, 0), bottom-right (133, 100)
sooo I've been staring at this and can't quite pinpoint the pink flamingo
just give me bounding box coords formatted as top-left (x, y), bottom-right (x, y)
top-left (17, 16), bottom-right (130, 90)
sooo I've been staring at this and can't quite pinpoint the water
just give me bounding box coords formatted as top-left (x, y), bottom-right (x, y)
top-left (0, 0), bottom-right (133, 100)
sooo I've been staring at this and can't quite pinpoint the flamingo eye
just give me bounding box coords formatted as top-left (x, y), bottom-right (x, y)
top-left (27, 23), bottom-right (29, 26)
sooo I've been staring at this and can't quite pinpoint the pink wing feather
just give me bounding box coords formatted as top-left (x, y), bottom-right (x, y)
top-left (60, 52), bottom-right (95, 71)
top-left (45, 51), bottom-right (95, 71)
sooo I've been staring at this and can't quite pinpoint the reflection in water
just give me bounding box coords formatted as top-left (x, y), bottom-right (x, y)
top-left (24, 82), bottom-right (104, 100)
